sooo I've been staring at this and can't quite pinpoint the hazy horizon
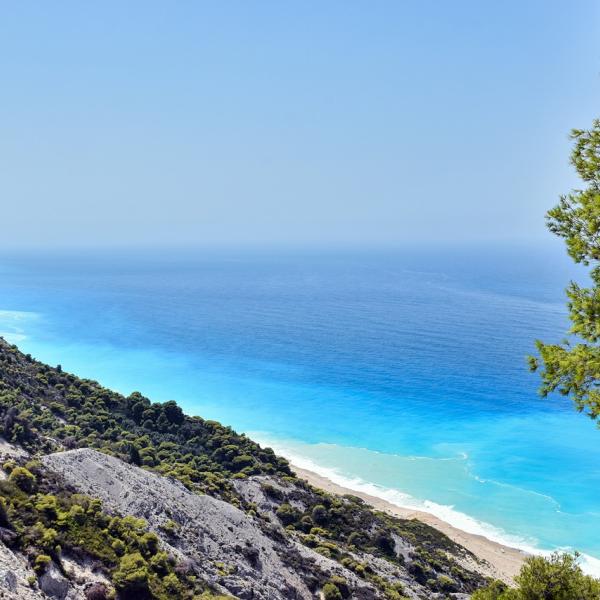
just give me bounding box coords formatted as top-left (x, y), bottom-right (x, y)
top-left (2, 1), bottom-right (599, 249)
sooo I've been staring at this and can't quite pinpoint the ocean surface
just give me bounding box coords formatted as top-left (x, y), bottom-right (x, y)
top-left (1, 244), bottom-right (599, 572)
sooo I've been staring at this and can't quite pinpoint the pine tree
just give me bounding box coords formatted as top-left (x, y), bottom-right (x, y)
top-left (530, 119), bottom-right (600, 421)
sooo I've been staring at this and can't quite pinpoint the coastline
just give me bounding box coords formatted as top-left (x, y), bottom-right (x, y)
top-left (291, 463), bottom-right (527, 584)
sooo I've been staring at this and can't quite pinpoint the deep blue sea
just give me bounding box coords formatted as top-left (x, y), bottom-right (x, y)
top-left (1, 244), bottom-right (599, 572)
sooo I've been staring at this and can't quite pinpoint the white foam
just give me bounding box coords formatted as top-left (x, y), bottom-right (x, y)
top-left (0, 309), bottom-right (39, 344)
top-left (260, 438), bottom-right (600, 578)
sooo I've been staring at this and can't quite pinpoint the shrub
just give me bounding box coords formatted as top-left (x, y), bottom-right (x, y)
top-left (276, 503), bottom-right (299, 526)
top-left (322, 581), bottom-right (343, 600)
top-left (232, 454), bottom-right (254, 468)
top-left (373, 529), bottom-right (395, 556)
top-left (3, 407), bottom-right (18, 438)
top-left (242, 545), bottom-right (259, 567)
top-left (0, 498), bottom-right (9, 528)
top-left (311, 504), bottom-right (328, 526)
top-left (111, 539), bottom-right (126, 556)
top-left (159, 519), bottom-right (178, 535)
top-left (329, 575), bottom-right (350, 598)
top-left (9, 466), bottom-right (35, 493)
top-left (408, 561), bottom-right (429, 584)
top-left (162, 572), bottom-right (183, 594)
top-left (33, 554), bottom-right (51, 574)
top-left (112, 552), bottom-right (149, 594)
top-left (2, 460), bottom-right (16, 474)
top-left (315, 546), bottom-right (332, 558)
top-left (35, 495), bottom-right (58, 519)
top-left (261, 483), bottom-right (284, 500)
top-left (139, 532), bottom-right (160, 557)
top-left (437, 574), bottom-right (458, 592)
top-left (149, 551), bottom-right (170, 576)
top-left (68, 504), bottom-right (86, 525)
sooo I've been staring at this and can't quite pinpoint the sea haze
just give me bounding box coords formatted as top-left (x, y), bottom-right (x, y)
top-left (1, 244), bottom-right (599, 572)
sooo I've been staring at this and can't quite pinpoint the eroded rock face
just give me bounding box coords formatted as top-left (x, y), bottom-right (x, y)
top-left (38, 563), bottom-right (71, 599)
top-left (0, 540), bottom-right (49, 600)
top-left (42, 449), bottom-right (379, 600)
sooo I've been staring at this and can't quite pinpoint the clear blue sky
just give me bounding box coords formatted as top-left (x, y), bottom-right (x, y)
top-left (1, 1), bottom-right (599, 248)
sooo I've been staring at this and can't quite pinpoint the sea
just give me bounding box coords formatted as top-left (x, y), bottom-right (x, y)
top-left (1, 243), bottom-right (599, 573)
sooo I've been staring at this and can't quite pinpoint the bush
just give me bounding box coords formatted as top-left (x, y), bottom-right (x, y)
top-left (2, 460), bottom-right (16, 474)
top-left (112, 552), bottom-right (149, 594)
top-left (149, 551), bottom-right (170, 576)
top-left (373, 529), bottom-right (395, 556)
top-left (517, 553), bottom-right (600, 599)
top-left (111, 539), bottom-right (126, 556)
top-left (329, 575), bottom-right (350, 598)
top-left (315, 546), bottom-right (332, 558)
top-left (437, 574), bottom-right (458, 592)
top-left (472, 552), bottom-right (600, 600)
top-left (35, 495), bottom-right (58, 519)
top-left (9, 466), bottom-right (35, 492)
top-left (159, 519), bottom-right (178, 535)
top-left (162, 572), bottom-right (183, 594)
top-left (0, 498), bottom-right (9, 528)
top-left (139, 532), bottom-right (160, 557)
top-left (33, 554), bottom-right (51, 574)
top-left (347, 531), bottom-right (363, 547)
top-left (311, 504), bottom-right (328, 526)
top-left (408, 561), bottom-right (429, 584)
top-left (276, 503), bottom-right (299, 526)
top-left (261, 483), bottom-right (284, 500)
top-left (322, 581), bottom-right (343, 600)
top-left (3, 407), bottom-right (18, 438)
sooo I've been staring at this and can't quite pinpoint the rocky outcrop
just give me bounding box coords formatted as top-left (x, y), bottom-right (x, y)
top-left (0, 540), bottom-right (50, 600)
top-left (0, 526), bottom-right (99, 600)
top-left (233, 476), bottom-right (446, 600)
top-left (37, 563), bottom-right (76, 600)
top-left (42, 449), bottom-right (381, 599)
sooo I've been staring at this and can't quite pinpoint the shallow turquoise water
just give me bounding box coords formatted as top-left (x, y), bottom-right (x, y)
top-left (1, 245), bottom-right (599, 571)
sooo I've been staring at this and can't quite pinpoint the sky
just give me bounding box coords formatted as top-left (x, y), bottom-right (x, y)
top-left (1, 1), bottom-right (599, 249)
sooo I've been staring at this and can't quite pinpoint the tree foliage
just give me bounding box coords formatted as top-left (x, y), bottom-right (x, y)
top-left (0, 339), bottom-right (292, 504)
top-left (473, 552), bottom-right (600, 599)
top-left (530, 119), bottom-right (600, 421)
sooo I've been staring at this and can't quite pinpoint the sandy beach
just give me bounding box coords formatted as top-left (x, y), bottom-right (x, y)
top-left (292, 463), bottom-right (527, 584)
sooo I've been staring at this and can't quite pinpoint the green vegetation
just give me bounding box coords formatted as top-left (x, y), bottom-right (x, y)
top-left (0, 342), bottom-right (291, 505)
top-left (473, 552), bottom-right (600, 599)
top-left (322, 580), bottom-right (343, 599)
top-left (264, 478), bottom-right (478, 597)
top-left (0, 459), bottom-right (216, 599)
top-left (530, 118), bottom-right (600, 423)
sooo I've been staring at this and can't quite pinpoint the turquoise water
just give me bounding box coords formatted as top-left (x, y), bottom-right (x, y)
top-left (1, 245), bottom-right (599, 572)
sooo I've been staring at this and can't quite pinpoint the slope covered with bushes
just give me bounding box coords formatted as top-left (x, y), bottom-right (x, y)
top-left (0, 339), bottom-right (291, 503)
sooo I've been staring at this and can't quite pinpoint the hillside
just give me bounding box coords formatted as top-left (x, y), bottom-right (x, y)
top-left (0, 337), bottom-right (492, 599)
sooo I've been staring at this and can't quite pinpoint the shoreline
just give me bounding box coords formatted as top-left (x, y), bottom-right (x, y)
top-left (291, 463), bottom-right (527, 584)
